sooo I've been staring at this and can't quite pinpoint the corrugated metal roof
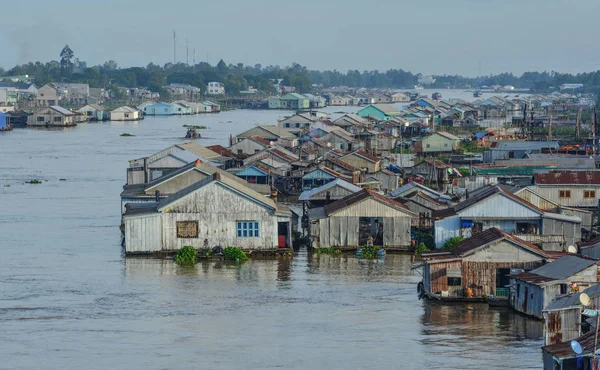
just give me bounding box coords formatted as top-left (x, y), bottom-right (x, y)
top-left (491, 140), bottom-right (559, 150)
top-left (177, 142), bottom-right (222, 160)
top-left (451, 227), bottom-right (547, 258)
top-left (158, 172), bottom-right (276, 212)
top-left (542, 331), bottom-right (598, 359)
top-left (510, 271), bottom-right (557, 284)
top-left (323, 189), bottom-right (414, 216)
top-left (530, 255), bottom-right (597, 280)
top-left (534, 170), bottom-right (600, 185)
top-left (544, 293), bottom-right (583, 311)
top-left (50, 105), bottom-right (75, 115)
top-left (299, 179), bottom-right (361, 201)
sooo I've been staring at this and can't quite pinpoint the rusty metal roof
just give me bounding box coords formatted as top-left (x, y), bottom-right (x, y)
top-left (451, 228), bottom-right (547, 258)
top-left (542, 331), bottom-right (597, 360)
top-left (534, 170), bottom-right (600, 185)
top-left (342, 150), bottom-right (381, 164)
top-left (510, 272), bottom-right (557, 284)
top-left (530, 255), bottom-right (597, 280)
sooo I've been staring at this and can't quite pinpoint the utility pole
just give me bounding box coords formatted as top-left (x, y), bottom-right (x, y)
top-left (186, 38), bottom-right (189, 66)
top-left (173, 30), bottom-right (176, 64)
top-left (594, 108), bottom-right (598, 156)
top-left (576, 107), bottom-right (582, 139)
top-left (193, 49), bottom-right (196, 72)
top-left (547, 105), bottom-right (552, 141)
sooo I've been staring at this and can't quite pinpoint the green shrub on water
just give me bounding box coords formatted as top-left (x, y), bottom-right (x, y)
top-left (183, 124), bottom-right (207, 129)
top-left (360, 245), bottom-right (380, 259)
top-left (316, 247), bottom-right (341, 255)
top-left (414, 242), bottom-right (430, 257)
top-left (175, 246), bottom-right (197, 266)
top-left (223, 247), bottom-right (248, 261)
top-left (120, 133), bottom-right (135, 137)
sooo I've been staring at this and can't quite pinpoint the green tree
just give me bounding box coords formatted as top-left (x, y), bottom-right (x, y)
top-left (60, 45), bottom-right (75, 75)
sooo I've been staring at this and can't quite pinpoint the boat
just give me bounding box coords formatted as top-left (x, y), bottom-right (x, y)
top-left (432, 92), bottom-right (442, 100)
top-left (486, 296), bottom-right (509, 307)
top-left (185, 127), bottom-right (201, 139)
top-left (414, 85), bottom-right (424, 90)
top-left (473, 90), bottom-right (483, 98)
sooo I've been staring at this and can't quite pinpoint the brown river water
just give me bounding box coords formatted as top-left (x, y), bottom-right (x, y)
top-left (0, 105), bottom-right (542, 369)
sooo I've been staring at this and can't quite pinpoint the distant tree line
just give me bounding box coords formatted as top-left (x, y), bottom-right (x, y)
top-left (3, 45), bottom-right (600, 95)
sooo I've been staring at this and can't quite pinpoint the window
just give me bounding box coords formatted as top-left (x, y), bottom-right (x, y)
top-left (54, 116), bottom-right (62, 122)
top-left (124, 113), bottom-right (129, 118)
top-left (237, 149), bottom-right (243, 155)
top-left (559, 190), bottom-right (571, 198)
top-left (447, 277), bottom-right (462, 286)
top-left (37, 116), bottom-right (45, 121)
top-left (284, 123), bottom-right (290, 128)
top-left (254, 149), bottom-right (260, 153)
top-left (584, 190), bottom-right (596, 199)
top-left (237, 221), bottom-right (259, 237)
top-left (426, 144), bottom-right (431, 148)
top-left (177, 221), bottom-right (198, 238)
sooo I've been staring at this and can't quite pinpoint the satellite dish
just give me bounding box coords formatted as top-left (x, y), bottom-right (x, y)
top-left (568, 245), bottom-right (577, 254)
top-left (580, 293), bottom-right (591, 307)
top-left (571, 340), bottom-right (583, 355)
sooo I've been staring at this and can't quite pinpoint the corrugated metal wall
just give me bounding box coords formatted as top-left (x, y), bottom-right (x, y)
top-left (125, 214), bottom-right (162, 253)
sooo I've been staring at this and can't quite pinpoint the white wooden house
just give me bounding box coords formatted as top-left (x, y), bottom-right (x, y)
top-left (123, 172), bottom-right (292, 254)
top-left (530, 170), bottom-right (600, 209)
top-left (110, 106), bottom-right (142, 121)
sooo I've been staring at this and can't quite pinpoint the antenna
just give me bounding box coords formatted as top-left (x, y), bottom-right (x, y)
top-left (580, 293), bottom-right (591, 307)
top-left (576, 107), bottom-right (582, 140)
top-left (186, 38), bottom-right (189, 66)
top-left (193, 48), bottom-right (196, 72)
top-left (567, 245), bottom-right (577, 254)
top-left (571, 340), bottom-right (583, 355)
top-left (173, 30), bottom-right (176, 64)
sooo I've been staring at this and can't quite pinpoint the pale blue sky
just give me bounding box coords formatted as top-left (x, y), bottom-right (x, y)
top-left (1, 0), bottom-right (599, 76)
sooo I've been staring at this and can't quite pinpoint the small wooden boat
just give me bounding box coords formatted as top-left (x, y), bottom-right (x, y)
top-left (185, 127), bottom-right (201, 139)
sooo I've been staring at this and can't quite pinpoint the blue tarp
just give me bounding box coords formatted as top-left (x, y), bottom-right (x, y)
top-left (461, 220), bottom-right (473, 228)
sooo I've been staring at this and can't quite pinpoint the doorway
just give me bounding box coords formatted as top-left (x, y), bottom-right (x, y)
top-left (277, 222), bottom-right (290, 248)
top-left (359, 217), bottom-right (383, 246)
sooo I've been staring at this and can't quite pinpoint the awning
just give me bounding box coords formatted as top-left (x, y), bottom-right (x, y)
top-left (461, 220), bottom-right (474, 228)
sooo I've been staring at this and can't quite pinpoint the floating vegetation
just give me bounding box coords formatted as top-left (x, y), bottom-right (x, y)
top-left (26, 179), bottom-right (42, 184)
top-left (120, 133), bottom-right (135, 137)
top-left (222, 247), bottom-right (248, 261)
top-left (59, 178), bottom-right (67, 181)
top-left (174, 246), bottom-right (197, 266)
top-left (315, 247), bottom-right (341, 255)
top-left (183, 124), bottom-right (207, 129)
top-left (358, 245), bottom-right (381, 259)
top-left (4, 184), bottom-right (10, 187)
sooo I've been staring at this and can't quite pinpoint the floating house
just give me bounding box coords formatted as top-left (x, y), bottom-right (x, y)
top-left (510, 255), bottom-right (599, 319)
top-left (414, 131), bottom-right (460, 154)
top-left (143, 102), bottom-right (175, 116)
top-left (357, 104), bottom-right (402, 121)
top-left (299, 178), bottom-right (361, 208)
top-left (123, 172), bottom-right (293, 254)
top-left (309, 189), bottom-right (416, 249)
top-left (339, 150), bottom-right (381, 173)
top-left (433, 185), bottom-right (582, 249)
top-left (28, 105), bottom-right (78, 127)
top-left (419, 228), bottom-right (548, 300)
top-left (77, 104), bottom-right (108, 121)
top-left (230, 136), bottom-right (272, 158)
top-left (301, 168), bottom-right (339, 191)
top-left (111, 106), bottom-right (142, 121)
top-left (530, 170), bottom-right (600, 209)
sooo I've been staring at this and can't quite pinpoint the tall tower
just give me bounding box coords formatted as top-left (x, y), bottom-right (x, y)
top-left (173, 30), bottom-right (176, 64)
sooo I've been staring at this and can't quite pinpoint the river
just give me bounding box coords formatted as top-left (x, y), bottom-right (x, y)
top-left (0, 102), bottom-right (542, 369)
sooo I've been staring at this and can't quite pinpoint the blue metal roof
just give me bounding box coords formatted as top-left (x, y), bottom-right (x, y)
top-left (236, 166), bottom-right (268, 177)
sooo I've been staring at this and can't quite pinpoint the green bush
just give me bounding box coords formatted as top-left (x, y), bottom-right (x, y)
top-left (175, 246), bottom-right (197, 265)
top-left (315, 247), bottom-right (341, 255)
top-left (360, 245), bottom-right (381, 259)
top-left (443, 236), bottom-right (464, 250)
top-left (223, 247), bottom-right (248, 261)
top-left (120, 133), bottom-right (135, 137)
top-left (415, 242), bottom-right (430, 256)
